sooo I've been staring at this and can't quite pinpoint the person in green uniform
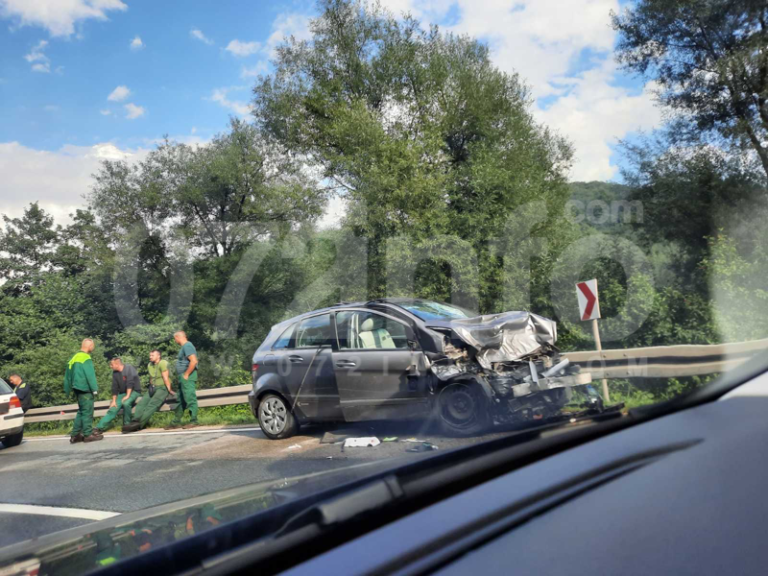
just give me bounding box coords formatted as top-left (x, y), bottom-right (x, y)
top-left (167, 331), bottom-right (199, 429)
top-left (123, 350), bottom-right (175, 433)
top-left (64, 339), bottom-right (102, 444)
top-left (94, 358), bottom-right (141, 433)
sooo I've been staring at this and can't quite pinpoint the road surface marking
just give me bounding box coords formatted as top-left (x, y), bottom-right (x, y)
top-left (0, 503), bottom-right (119, 521)
top-left (23, 427), bottom-right (262, 442)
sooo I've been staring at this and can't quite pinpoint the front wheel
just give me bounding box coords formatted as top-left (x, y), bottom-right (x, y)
top-left (436, 381), bottom-right (489, 437)
top-left (258, 394), bottom-right (298, 440)
top-left (2, 429), bottom-right (24, 448)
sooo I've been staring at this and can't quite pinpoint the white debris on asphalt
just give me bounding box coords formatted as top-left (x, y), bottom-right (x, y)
top-left (343, 437), bottom-right (381, 448)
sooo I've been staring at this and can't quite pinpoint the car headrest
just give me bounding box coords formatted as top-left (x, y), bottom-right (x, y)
top-left (360, 316), bottom-right (383, 332)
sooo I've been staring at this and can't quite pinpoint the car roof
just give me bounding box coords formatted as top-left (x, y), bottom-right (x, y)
top-left (269, 299), bottom-right (420, 332)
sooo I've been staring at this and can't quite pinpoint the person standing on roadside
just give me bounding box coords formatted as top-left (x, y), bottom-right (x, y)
top-left (94, 358), bottom-right (141, 433)
top-left (64, 339), bottom-right (102, 444)
top-left (8, 374), bottom-right (31, 413)
top-left (167, 331), bottom-right (199, 429)
top-left (123, 350), bottom-right (175, 433)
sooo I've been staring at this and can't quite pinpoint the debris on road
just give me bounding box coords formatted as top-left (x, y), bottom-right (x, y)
top-left (343, 437), bottom-right (381, 448)
top-left (406, 443), bottom-right (439, 453)
top-left (286, 444), bottom-right (302, 451)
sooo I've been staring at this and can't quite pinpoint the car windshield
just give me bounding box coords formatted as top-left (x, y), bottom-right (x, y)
top-left (2, 0), bottom-right (768, 573)
top-left (398, 300), bottom-right (474, 321)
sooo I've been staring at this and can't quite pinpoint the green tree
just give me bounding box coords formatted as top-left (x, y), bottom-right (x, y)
top-left (253, 0), bottom-right (573, 307)
top-left (612, 0), bottom-right (768, 179)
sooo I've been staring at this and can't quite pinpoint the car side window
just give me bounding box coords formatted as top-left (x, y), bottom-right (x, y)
top-left (295, 314), bottom-right (332, 348)
top-left (336, 311), bottom-right (409, 350)
top-left (272, 324), bottom-right (296, 350)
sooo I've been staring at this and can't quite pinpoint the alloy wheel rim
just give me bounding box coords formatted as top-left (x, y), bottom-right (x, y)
top-left (260, 397), bottom-right (288, 434)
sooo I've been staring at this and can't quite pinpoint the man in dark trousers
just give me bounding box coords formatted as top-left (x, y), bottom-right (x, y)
top-left (167, 331), bottom-right (199, 429)
top-left (64, 338), bottom-right (102, 444)
top-left (8, 374), bottom-right (31, 413)
top-left (95, 358), bottom-right (141, 433)
top-left (123, 350), bottom-right (175, 433)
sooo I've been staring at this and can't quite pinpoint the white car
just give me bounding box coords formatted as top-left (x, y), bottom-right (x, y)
top-left (0, 377), bottom-right (24, 448)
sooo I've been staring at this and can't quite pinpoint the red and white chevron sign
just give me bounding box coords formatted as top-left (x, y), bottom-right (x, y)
top-left (576, 279), bottom-right (601, 321)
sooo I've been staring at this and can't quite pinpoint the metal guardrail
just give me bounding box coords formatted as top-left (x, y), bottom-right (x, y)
top-left (23, 339), bottom-right (768, 423)
top-left (25, 385), bottom-right (251, 424)
top-left (564, 338), bottom-right (768, 379)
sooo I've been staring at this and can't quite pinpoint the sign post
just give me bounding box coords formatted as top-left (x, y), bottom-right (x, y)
top-left (576, 279), bottom-right (609, 402)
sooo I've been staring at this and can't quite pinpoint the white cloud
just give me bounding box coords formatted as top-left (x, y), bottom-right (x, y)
top-left (264, 13), bottom-right (311, 56)
top-left (124, 102), bottom-right (145, 119)
top-left (393, 0), bottom-right (663, 181)
top-left (0, 0), bottom-right (128, 38)
top-left (130, 35), bottom-right (143, 50)
top-left (225, 39), bottom-right (260, 57)
top-left (240, 61), bottom-right (269, 79)
top-left (24, 39), bottom-right (51, 72)
top-left (234, 13), bottom-right (311, 80)
top-left (99, 109), bottom-right (111, 115)
top-left (0, 141), bottom-right (149, 223)
top-left (190, 27), bottom-right (213, 45)
top-left (536, 62), bottom-right (661, 180)
top-left (24, 39), bottom-right (48, 62)
top-left (317, 195), bottom-right (348, 230)
top-left (208, 87), bottom-right (252, 117)
top-left (107, 85), bottom-right (130, 101)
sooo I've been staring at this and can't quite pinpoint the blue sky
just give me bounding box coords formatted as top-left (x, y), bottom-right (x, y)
top-left (0, 0), bottom-right (660, 222)
top-left (0, 0), bottom-right (315, 150)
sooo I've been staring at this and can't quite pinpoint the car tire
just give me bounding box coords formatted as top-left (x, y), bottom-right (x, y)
top-left (2, 429), bottom-right (24, 448)
top-left (436, 380), bottom-right (489, 437)
top-left (258, 394), bottom-right (298, 440)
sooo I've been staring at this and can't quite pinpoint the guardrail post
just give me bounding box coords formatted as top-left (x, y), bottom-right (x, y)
top-left (591, 318), bottom-right (610, 402)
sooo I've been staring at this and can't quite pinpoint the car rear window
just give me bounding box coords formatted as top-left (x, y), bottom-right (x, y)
top-left (0, 378), bottom-right (12, 395)
top-left (272, 324), bottom-right (296, 350)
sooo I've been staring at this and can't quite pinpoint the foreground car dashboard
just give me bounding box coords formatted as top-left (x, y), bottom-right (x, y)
top-left (278, 374), bottom-right (768, 576)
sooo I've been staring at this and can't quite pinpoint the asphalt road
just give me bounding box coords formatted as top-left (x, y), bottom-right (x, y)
top-left (0, 422), bottom-right (505, 549)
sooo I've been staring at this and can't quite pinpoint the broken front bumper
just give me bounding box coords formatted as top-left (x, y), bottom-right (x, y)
top-left (510, 372), bottom-right (593, 398)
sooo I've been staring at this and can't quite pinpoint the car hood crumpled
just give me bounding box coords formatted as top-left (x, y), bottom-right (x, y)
top-left (435, 311), bottom-right (558, 369)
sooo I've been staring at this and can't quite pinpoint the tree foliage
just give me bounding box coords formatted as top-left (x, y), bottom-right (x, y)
top-left (613, 0), bottom-right (768, 179)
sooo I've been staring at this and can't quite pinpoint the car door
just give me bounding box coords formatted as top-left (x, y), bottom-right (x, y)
top-left (279, 313), bottom-right (339, 420)
top-left (332, 310), bottom-right (430, 422)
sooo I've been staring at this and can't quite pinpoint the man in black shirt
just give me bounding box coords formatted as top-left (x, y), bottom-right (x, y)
top-left (8, 374), bottom-right (31, 413)
top-left (94, 358), bottom-right (141, 435)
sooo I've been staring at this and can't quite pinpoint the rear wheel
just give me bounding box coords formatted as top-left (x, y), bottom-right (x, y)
top-left (437, 381), bottom-right (489, 436)
top-left (258, 394), bottom-right (298, 440)
top-left (2, 429), bottom-right (23, 448)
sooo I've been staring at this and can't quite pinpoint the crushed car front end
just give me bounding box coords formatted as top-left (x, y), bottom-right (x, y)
top-left (409, 308), bottom-right (599, 427)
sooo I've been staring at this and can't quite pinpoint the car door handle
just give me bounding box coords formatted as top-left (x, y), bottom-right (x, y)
top-left (288, 355), bottom-right (304, 363)
top-left (336, 360), bottom-right (357, 368)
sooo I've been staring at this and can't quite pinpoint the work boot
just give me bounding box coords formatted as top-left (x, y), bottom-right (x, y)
top-left (92, 429), bottom-right (104, 437)
top-left (164, 423), bottom-right (181, 430)
top-left (84, 434), bottom-right (104, 443)
top-left (70, 433), bottom-right (84, 444)
top-left (182, 422), bottom-right (199, 429)
top-left (122, 422), bottom-right (141, 433)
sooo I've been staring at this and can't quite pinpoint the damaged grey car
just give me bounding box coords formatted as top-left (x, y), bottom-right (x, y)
top-left (249, 298), bottom-right (598, 439)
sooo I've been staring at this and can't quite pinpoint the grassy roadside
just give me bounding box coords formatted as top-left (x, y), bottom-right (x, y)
top-left (24, 404), bottom-right (257, 436)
